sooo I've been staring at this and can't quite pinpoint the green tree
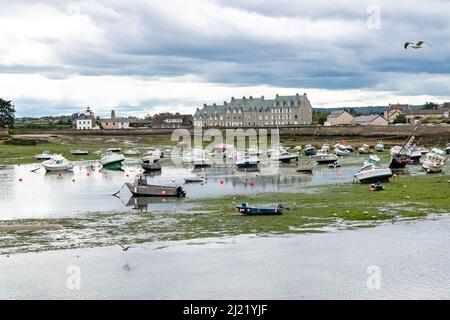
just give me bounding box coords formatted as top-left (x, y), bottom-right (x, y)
top-left (393, 114), bottom-right (407, 124)
top-left (423, 102), bottom-right (438, 110)
top-left (312, 111), bottom-right (330, 125)
top-left (0, 99), bottom-right (15, 128)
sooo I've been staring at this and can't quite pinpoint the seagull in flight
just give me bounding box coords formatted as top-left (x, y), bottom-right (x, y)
top-left (404, 41), bottom-right (432, 49)
top-left (117, 243), bottom-right (133, 251)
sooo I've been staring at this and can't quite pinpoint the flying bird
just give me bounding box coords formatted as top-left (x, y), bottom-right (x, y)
top-left (404, 41), bottom-right (432, 49)
top-left (117, 243), bottom-right (132, 251)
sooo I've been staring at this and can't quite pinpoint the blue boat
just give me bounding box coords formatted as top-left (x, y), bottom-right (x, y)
top-left (236, 203), bottom-right (283, 216)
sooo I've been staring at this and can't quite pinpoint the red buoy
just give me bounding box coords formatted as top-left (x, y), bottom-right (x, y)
top-left (250, 181), bottom-right (255, 187)
top-left (220, 180), bottom-right (224, 184)
top-left (19, 178), bottom-right (23, 182)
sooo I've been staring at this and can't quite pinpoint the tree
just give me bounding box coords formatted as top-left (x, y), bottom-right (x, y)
top-left (0, 99), bottom-right (15, 128)
top-left (312, 111), bottom-right (330, 125)
top-left (393, 114), bottom-right (407, 124)
top-left (423, 102), bottom-right (438, 110)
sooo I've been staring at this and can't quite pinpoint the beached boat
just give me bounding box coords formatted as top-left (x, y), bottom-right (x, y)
top-left (358, 144), bottom-right (371, 154)
top-left (304, 144), bottom-right (316, 156)
top-left (124, 149), bottom-right (140, 156)
top-left (312, 151), bottom-right (338, 164)
top-left (42, 155), bottom-right (74, 172)
top-left (345, 145), bottom-right (355, 152)
top-left (236, 203), bottom-right (283, 216)
top-left (140, 156), bottom-right (161, 171)
top-left (422, 148), bottom-right (447, 173)
top-left (107, 147), bottom-right (121, 153)
top-left (144, 148), bottom-right (163, 159)
top-left (293, 145), bottom-right (303, 152)
top-left (375, 141), bottom-right (384, 152)
top-left (71, 149), bottom-right (89, 155)
top-left (235, 155), bottom-right (260, 170)
top-left (271, 149), bottom-right (299, 163)
top-left (389, 127), bottom-right (417, 169)
top-left (354, 163), bottom-right (393, 184)
top-left (35, 151), bottom-right (53, 160)
top-left (267, 144), bottom-right (288, 157)
top-left (100, 151), bottom-right (125, 170)
top-left (334, 144), bottom-right (350, 156)
top-left (126, 175), bottom-right (186, 197)
top-left (297, 161), bottom-right (313, 173)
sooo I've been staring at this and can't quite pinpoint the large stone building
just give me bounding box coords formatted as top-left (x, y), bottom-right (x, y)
top-left (194, 93), bottom-right (313, 127)
top-left (151, 113), bottom-right (193, 128)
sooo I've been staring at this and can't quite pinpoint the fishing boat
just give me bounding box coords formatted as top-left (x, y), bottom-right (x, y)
top-left (35, 151), bottom-right (53, 160)
top-left (375, 141), bottom-right (384, 152)
top-left (389, 127), bottom-right (417, 169)
top-left (42, 155), bottom-right (74, 172)
top-left (358, 144), bottom-right (371, 154)
top-left (334, 144), bottom-right (350, 156)
top-left (236, 203), bottom-right (283, 216)
top-left (100, 151), bottom-right (125, 170)
top-left (235, 155), bottom-right (260, 170)
top-left (304, 144), bottom-right (316, 156)
top-left (107, 147), bottom-right (121, 153)
top-left (422, 148), bottom-right (447, 173)
top-left (126, 175), bottom-right (186, 197)
top-left (312, 151), bottom-right (338, 164)
top-left (446, 143), bottom-right (450, 155)
top-left (71, 149), bottom-right (89, 155)
top-left (140, 156), bottom-right (161, 171)
top-left (297, 161), bottom-right (313, 173)
top-left (354, 163), bottom-right (393, 184)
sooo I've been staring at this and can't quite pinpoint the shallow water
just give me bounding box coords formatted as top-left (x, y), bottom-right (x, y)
top-left (1, 215), bottom-right (450, 299)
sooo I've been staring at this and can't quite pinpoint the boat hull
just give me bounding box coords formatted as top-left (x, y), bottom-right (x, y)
top-left (236, 206), bottom-right (283, 216)
top-left (141, 163), bottom-right (161, 171)
top-left (43, 164), bottom-right (73, 172)
top-left (354, 169), bottom-right (393, 184)
top-left (389, 155), bottom-right (410, 169)
top-left (125, 183), bottom-right (184, 197)
top-left (313, 154), bottom-right (338, 164)
top-left (101, 160), bottom-right (124, 170)
top-left (422, 162), bottom-right (445, 173)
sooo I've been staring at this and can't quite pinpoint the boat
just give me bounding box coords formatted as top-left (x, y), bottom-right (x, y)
top-left (144, 147), bottom-right (163, 158)
top-left (100, 151), bottom-right (125, 170)
top-left (321, 143), bottom-right (330, 152)
top-left (235, 155), bottom-right (260, 170)
top-left (140, 156), bottom-right (161, 171)
top-left (42, 155), bottom-right (74, 172)
top-left (184, 170), bottom-right (206, 183)
top-left (374, 141), bottom-right (384, 152)
top-left (354, 163), bottom-right (393, 184)
top-left (334, 144), bottom-right (350, 156)
top-left (126, 175), bottom-right (186, 197)
top-left (107, 147), bottom-right (121, 153)
top-left (312, 151), bottom-right (338, 164)
top-left (446, 143), bottom-right (450, 155)
top-left (409, 148), bottom-right (422, 165)
top-left (235, 203), bottom-right (283, 216)
top-left (297, 161), bottom-right (313, 173)
top-left (422, 148), bottom-right (447, 173)
top-left (358, 144), bottom-right (371, 154)
top-left (304, 144), bottom-right (316, 156)
top-left (193, 157), bottom-right (211, 168)
top-left (389, 127), bottom-right (417, 169)
top-left (344, 145), bottom-right (355, 152)
top-left (293, 146), bottom-right (303, 152)
top-left (267, 144), bottom-right (288, 157)
top-left (71, 149), bottom-right (89, 155)
top-left (419, 147), bottom-right (430, 155)
top-left (124, 149), bottom-right (140, 156)
top-left (271, 149), bottom-right (299, 163)
top-left (35, 151), bottom-right (53, 160)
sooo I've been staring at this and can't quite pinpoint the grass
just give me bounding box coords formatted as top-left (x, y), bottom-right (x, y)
top-left (1, 174), bottom-right (448, 255)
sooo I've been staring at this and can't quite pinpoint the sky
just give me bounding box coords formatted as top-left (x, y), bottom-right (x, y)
top-left (1, 0), bottom-right (450, 117)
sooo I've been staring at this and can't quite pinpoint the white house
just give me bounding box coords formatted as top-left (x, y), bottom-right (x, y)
top-left (324, 110), bottom-right (353, 126)
top-left (76, 107), bottom-right (97, 130)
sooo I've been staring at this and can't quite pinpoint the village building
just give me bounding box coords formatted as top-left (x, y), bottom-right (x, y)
top-left (75, 107), bottom-right (98, 130)
top-left (351, 114), bottom-right (388, 126)
top-left (100, 110), bottom-right (131, 129)
top-left (324, 110), bottom-right (353, 126)
top-left (404, 108), bottom-right (450, 124)
top-left (194, 93), bottom-right (313, 127)
top-left (384, 103), bottom-right (409, 123)
top-left (151, 113), bottom-right (193, 128)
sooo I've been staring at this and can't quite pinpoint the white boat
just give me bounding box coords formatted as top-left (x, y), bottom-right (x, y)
top-left (354, 163), bottom-right (393, 184)
top-left (141, 156), bottom-right (161, 171)
top-left (107, 147), bottom-right (121, 153)
top-left (321, 143), bottom-right (330, 152)
top-left (358, 144), bottom-right (371, 154)
top-left (270, 149), bottom-right (299, 163)
top-left (422, 148), bottom-right (447, 173)
top-left (35, 151), bottom-right (53, 160)
top-left (293, 146), bottom-right (303, 152)
top-left (334, 144), bottom-right (350, 156)
top-left (267, 144), bottom-right (288, 157)
top-left (100, 151), bottom-right (125, 170)
top-left (374, 141), bottom-right (384, 152)
top-left (304, 144), bottom-right (316, 156)
top-left (124, 149), bottom-right (140, 156)
top-left (71, 149), bottom-right (89, 155)
top-left (235, 154), bottom-right (260, 170)
top-left (42, 155), bottom-right (74, 172)
top-left (144, 148), bottom-right (163, 159)
top-left (312, 151), bottom-right (338, 164)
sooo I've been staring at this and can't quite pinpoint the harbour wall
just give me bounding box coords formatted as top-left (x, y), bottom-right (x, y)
top-left (15, 125), bottom-right (450, 140)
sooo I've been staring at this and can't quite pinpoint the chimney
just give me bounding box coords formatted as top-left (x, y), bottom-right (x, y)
top-left (203, 103), bottom-right (207, 107)
top-left (231, 97), bottom-right (235, 101)
top-left (111, 110), bottom-right (116, 119)
top-left (249, 96), bottom-right (253, 99)
top-left (261, 95), bottom-right (264, 100)
top-left (243, 96), bottom-right (246, 100)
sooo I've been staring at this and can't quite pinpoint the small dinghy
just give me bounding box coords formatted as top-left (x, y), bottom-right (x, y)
top-left (236, 202), bottom-right (283, 216)
top-left (126, 175), bottom-right (186, 197)
top-left (375, 141), bottom-right (384, 152)
top-left (328, 162), bottom-right (341, 168)
top-left (71, 149), bottom-right (89, 155)
top-left (107, 147), bottom-right (122, 153)
top-left (42, 154), bottom-right (74, 172)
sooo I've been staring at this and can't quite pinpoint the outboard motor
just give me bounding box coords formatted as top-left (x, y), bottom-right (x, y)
top-left (176, 186), bottom-right (187, 198)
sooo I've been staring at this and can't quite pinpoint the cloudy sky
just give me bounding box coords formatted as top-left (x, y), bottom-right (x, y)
top-left (1, 0), bottom-right (450, 117)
